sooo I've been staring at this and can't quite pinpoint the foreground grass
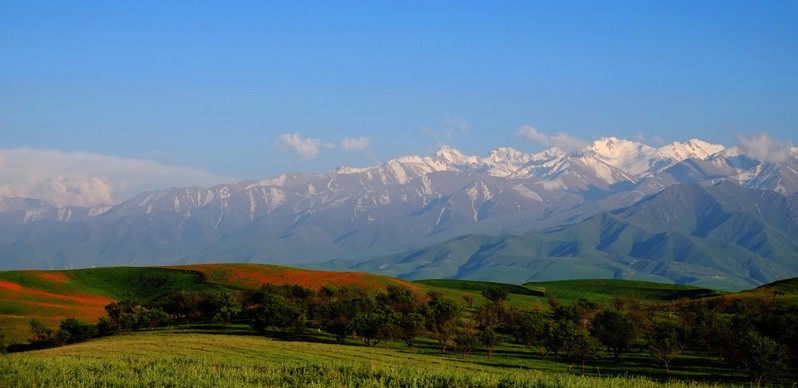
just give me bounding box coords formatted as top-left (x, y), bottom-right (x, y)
top-left (1, 330), bottom-right (736, 387)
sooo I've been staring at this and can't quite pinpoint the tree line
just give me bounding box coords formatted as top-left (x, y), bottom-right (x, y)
top-left (4, 283), bottom-right (797, 385)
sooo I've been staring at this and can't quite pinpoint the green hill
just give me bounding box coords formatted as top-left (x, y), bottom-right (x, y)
top-left (0, 264), bottom-right (417, 342)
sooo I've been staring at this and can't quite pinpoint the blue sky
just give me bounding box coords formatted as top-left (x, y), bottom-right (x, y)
top-left (1, 1), bottom-right (796, 206)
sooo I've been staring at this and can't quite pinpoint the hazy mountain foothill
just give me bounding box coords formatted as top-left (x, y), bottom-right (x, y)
top-left (2, 137), bottom-right (797, 291)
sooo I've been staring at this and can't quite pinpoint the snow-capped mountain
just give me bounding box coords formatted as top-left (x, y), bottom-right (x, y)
top-left (1, 136), bottom-right (796, 290)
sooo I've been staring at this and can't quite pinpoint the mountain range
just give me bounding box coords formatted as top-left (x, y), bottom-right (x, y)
top-left (2, 136), bottom-right (797, 290)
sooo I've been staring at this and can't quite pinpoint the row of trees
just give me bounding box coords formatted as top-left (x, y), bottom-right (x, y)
top-left (8, 283), bottom-right (797, 385)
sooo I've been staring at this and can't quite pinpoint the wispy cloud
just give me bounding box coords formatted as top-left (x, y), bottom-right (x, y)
top-left (634, 132), bottom-right (666, 146)
top-left (340, 136), bottom-right (371, 152)
top-left (735, 133), bottom-right (795, 163)
top-left (516, 125), bottom-right (586, 152)
top-left (0, 148), bottom-right (229, 207)
top-left (423, 118), bottom-right (470, 146)
top-left (275, 133), bottom-right (321, 160)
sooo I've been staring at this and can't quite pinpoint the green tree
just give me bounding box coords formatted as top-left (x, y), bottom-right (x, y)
top-left (423, 292), bottom-right (461, 353)
top-left (738, 330), bottom-right (787, 386)
top-left (378, 285), bottom-right (418, 314)
top-left (646, 320), bottom-right (684, 375)
top-left (512, 312), bottom-right (548, 355)
top-left (479, 326), bottom-right (502, 359)
top-left (396, 312), bottom-right (426, 349)
top-left (316, 288), bottom-right (375, 343)
top-left (29, 319), bottom-right (53, 343)
top-left (348, 307), bottom-right (397, 346)
top-left (481, 287), bottom-right (508, 303)
top-left (163, 291), bottom-right (203, 322)
top-left (140, 308), bottom-right (170, 330)
top-left (475, 300), bottom-right (510, 331)
top-left (455, 330), bottom-right (479, 359)
top-left (591, 309), bottom-right (637, 363)
top-left (0, 327), bottom-right (6, 354)
top-left (203, 292), bottom-right (242, 328)
top-left (253, 293), bottom-right (304, 334)
top-left (561, 321), bottom-right (601, 373)
top-left (59, 317), bottom-right (98, 343)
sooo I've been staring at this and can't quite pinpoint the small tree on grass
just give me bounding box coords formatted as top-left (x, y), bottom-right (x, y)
top-left (201, 292), bottom-right (242, 329)
top-left (253, 294), bottom-right (303, 334)
top-left (561, 321), bottom-right (601, 373)
top-left (738, 330), bottom-right (787, 386)
top-left (423, 292), bottom-right (461, 353)
top-left (348, 308), bottom-right (397, 346)
top-left (646, 320), bottom-right (684, 375)
top-left (396, 312), bottom-right (425, 349)
top-left (512, 312), bottom-right (548, 355)
top-left (481, 287), bottom-right (508, 303)
top-left (29, 319), bottom-right (53, 342)
top-left (591, 309), bottom-right (637, 363)
top-left (479, 326), bottom-right (502, 359)
top-left (455, 330), bottom-right (479, 359)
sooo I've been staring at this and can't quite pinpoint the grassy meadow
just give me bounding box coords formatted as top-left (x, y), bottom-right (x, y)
top-left (2, 265), bottom-right (797, 386)
top-left (1, 328), bottom-right (737, 387)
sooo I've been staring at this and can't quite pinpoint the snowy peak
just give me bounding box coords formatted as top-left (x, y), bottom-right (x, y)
top-left (658, 139), bottom-right (725, 161)
top-left (433, 145), bottom-right (479, 166)
top-left (578, 137), bottom-right (657, 176)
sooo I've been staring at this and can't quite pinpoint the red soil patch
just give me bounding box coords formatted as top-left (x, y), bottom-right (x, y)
top-left (36, 272), bottom-right (69, 283)
top-left (0, 280), bottom-right (23, 291)
top-left (0, 281), bottom-right (113, 325)
top-left (174, 264), bottom-right (421, 293)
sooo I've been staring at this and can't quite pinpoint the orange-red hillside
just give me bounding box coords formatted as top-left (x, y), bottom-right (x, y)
top-left (0, 271), bottom-right (113, 341)
top-left (173, 263), bottom-right (421, 293)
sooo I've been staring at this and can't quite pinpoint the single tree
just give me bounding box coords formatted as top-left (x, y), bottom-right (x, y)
top-left (481, 287), bottom-right (508, 303)
top-left (646, 320), bottom-right (684, 375)
top-left (512, 312), bottom-right (548, 355)
top-left (455, 330), bottom-right (479, 359)
top-left (591, 309), bottom-right (637, 363)
top-left (479, 326), bottom-right (502, 359)
top-left (561, 321), bottom-right (601, 373)
top-left (423, 292), bottom-right (461, 353)
top-left (29, 319), bottom-right (53, 343)
top-left (738, 330), bottom-right (787, 386)
top-left (396, 312), bottom-right (426, 349)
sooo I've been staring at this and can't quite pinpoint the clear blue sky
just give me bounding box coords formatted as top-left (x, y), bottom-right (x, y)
top-left (1, 1), bottom-right (796, 205)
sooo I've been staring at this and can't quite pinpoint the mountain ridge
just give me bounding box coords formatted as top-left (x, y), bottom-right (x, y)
top-left (1, 136), bottom-right (796, 290)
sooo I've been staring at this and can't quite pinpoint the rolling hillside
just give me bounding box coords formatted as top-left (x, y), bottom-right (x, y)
top-left (0, 264), bottom-right (416, 342)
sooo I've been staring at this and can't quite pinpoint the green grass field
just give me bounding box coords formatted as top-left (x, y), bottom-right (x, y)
top-left (0, 328), bottom-right (736, 387)
top-left (2, 265), bottom-right (796, 386)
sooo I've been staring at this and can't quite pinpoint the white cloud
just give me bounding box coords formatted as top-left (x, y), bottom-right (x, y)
top-left (517, 125), bottom-right (586, 152)
top-left (275, 133), bottom-right (321, 160)
top-left (423, 118), bottom-right (470, 147)
top-left (0, 148), bottom-right (230, 207)
top-left (735, 133), bottom-right (795, 163)
top-left (634, 132), bottom-right (666, 146)
top-left (340, 136), bottom-right (371, 152)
